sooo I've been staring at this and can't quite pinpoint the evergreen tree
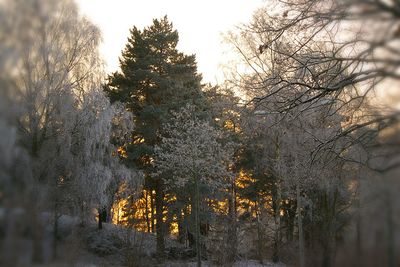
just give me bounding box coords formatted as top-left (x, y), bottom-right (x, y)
top-left (104, 16), bottom-right (205, 259)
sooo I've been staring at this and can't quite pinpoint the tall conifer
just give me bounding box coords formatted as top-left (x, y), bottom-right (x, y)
top-left (104, 16), bottom-right (205, 259)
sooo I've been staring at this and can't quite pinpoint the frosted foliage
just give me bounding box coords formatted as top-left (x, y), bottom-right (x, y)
top-left (111, 102), bottom-right (135, 145)
top-left (72, 88), bottom-right (142, 211)
top-left (154, 105), bottom-right (235, 189)
top-left (0, 0), bottom-right (103, 155)
top-left (278, 121), bottom-right (332, 188)
top-left (0, 0), bottom-right (142, 218)
top-left (249, 98), bottom-right (344, 193)
top-left (79, 163), bottom-right (112, 206)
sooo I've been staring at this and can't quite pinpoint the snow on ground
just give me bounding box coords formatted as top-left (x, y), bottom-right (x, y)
top-left (2, 212), bottom-right (287, 267)
top-left (34, 260), bottom-right (285, 267)
top-left (161, 260), bottom-right (286, 267)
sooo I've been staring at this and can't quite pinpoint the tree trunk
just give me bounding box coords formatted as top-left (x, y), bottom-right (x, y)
top-left (272, 182), bottom-right (281, 263)
top-left (355, 192), bottom-right (362, 267)
top-left (288, 199), bottom-right (296, 241)
top-left (226, 183), bottom-right (237, 264)
top-left (272, 135), bottom-right (281, 263)
top-left (145, 190), bottom-right (151, 232)
top-left (177, 208), bottom-right (185, 244)
top-left (155, 183), bottom-right (165, 261)
top-left (98, 208), bottom-right (103, 230)
top-left (98, 207), bottom-right (107, 230)
top-left (255, 201), bottom-right (263, 264)
top-left (104, 202), bottom-right (112, 223)
top-left (2, 204), bottom-right (17, 265)
top-left (80, 200), bottom-right (85, 226)
top-left (31, 207), bottom-right (43, 263)
top-left (195, 176), bottom-right (201, 267)
top-left (297, 181), bottom-right (305, 267)
top-left (386, 192), bottom-right (395, 267)
top-left (53, 201), bottom-right (59, 260)
top-left (151, 190), bottom-right (155, 233)
top-left (321, 190), bottom-right (337, 267)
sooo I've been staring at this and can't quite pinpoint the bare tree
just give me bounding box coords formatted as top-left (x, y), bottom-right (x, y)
top-left (239, 94), bottom-right (349, 266)
top-left (225, 0), bottom-right (400, 171)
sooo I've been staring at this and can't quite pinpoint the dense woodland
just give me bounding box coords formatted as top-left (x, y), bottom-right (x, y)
top-left (1, 0), bottom-right (400, 266)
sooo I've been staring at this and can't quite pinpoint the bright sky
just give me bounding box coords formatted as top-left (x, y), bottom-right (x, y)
top-left (76, 0), bottom-right (264, 84)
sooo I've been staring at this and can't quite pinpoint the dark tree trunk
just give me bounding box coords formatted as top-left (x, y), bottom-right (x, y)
top-left (80, 200), bottom-right (85, 226)
top-left (155, 182), bottom-right (165, 261)
top-left (98, 210), bottom-right (103, 230)
top-left (53, 201), bottom-right (59, 260)
top-left (104, 202), bottom-right (113, 223)
top-left (284, 199), bottom-right (296, 242)
top-left (194, 176), bottom-right (201, 267)
top-left (272, 185), bottom-right (281, 263)
top-left (255, 200), bottom-right (264, 264)
top-left (31, 207), bottom-right (43, 263)
top-left (226, 184), bottom-right (237, 264)
top-left (187, 228), bottom-right (195, 247)
top-left (151, 190), bottom-right (155, 233)
top-left (145, 190), bottom-right (151, 232)
top-left (297, 182), bottom-right (305, 267)
top-left (177, 208), bottom-right (185, 244)
top-left (386, 192), bottom-right (395, 267)
top-left (355, 194), bottom-right (363, 267)
top-left (2, 204), bottom-right (17, 265)
top-left (356, 214), bottom-right (362, 266)
top-left (98, 207), bottom-right (107, 230)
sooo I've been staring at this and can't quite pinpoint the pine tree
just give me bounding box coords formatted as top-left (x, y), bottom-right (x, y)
top-left (104, 16), bottom-right (205, 259)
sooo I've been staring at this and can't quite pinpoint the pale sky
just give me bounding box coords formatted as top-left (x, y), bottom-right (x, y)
top-left (76, 0), bottom-right (264, 84)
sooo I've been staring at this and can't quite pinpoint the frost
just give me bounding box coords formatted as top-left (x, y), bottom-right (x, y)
top-left (154, 104), bottom-right (236, 189)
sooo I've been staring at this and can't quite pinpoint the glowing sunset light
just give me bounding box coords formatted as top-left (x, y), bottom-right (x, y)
top-left (76, 0), bottom-right (264, 84)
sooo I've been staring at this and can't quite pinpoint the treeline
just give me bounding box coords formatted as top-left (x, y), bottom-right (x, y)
top-left (1, 0), bottom-right (400, 267)
top-left (0, 0), bottom-right (143, 264)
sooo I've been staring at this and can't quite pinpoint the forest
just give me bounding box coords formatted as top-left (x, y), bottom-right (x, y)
top-left (1, 0), bottom-right (400, 266)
